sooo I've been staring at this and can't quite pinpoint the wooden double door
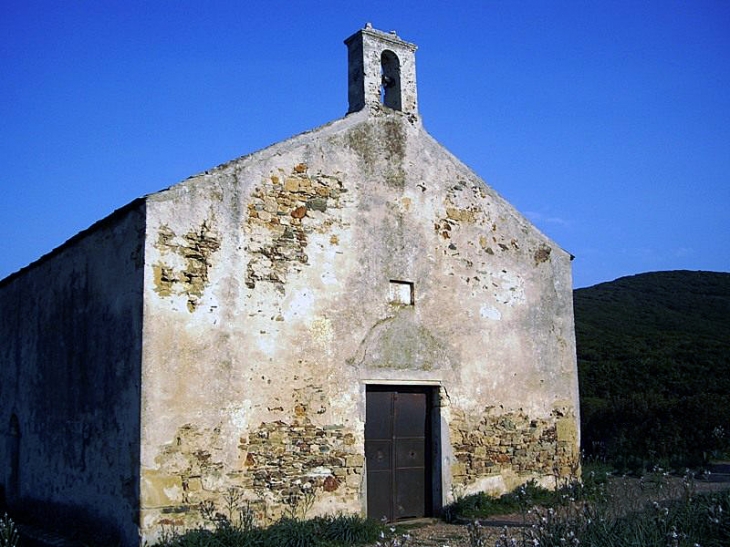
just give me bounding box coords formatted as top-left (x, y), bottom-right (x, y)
top-left (365, 386), bottom-right (437, 522)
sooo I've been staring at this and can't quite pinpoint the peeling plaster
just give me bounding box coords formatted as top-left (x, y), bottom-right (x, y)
top-left (480, 305), bottom-right (501, 320)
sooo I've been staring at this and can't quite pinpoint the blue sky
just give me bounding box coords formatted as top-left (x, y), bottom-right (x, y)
top-left (1, 1), bottom-right (728, 288)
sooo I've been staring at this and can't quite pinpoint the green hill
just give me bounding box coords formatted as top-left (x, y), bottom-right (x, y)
top-left (574, 270), bottom-right (730, 469)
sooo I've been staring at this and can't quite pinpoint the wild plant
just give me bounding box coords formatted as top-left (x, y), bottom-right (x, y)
top-left (492, 528), bottom-right (522, 547)
top-left (0, 514), bottom-right (19, 547)
top-left (466, 520), bottom-right (490, 547)
top-left (374, 523), bottom-right (411, 547)
top-left (212, 487), bottom-right (257, 532)
top-left (283, 482), bottom-right (317, 520)
top-left (514, 470), bottom-right (730, 547)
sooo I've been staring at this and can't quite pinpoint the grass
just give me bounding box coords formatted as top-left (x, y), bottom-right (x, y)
top-left (517, 488), bottom-right (730, 547)
top-left (442, 474), bottom-right (609, 524)
top-left (112, 466), bottom-right (730, 546)
top-left (450, 468), bottom-right (730, 547)
top-left (5, 464), bottom-right (728, 547)
top-left (155, 513), bottom-right (383, 547)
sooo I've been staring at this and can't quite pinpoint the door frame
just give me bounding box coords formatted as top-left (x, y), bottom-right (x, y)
top-left (364, 383), bottom-right (442, 520)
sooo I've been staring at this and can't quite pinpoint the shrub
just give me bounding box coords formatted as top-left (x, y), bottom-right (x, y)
top-left (442, 491), bottom-right (513, 523)
top-left (320, 514), bottom-right (381, 544)
top-left (442, 480), bottom-right (559, 523)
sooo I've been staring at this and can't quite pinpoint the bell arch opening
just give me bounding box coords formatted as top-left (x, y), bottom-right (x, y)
top-left (381, 50), bottom-right (402, 111)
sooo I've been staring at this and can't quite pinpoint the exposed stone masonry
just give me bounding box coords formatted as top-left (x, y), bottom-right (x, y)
top-left (147, 399), bottom-right (362, 528)
top-left (152, 220), bottom-right (221, 311)
top-left (243, 416), bottom-right (362, 520)
top-left (245, 164), bottom-right (346, 291)
top-left (450, 408), bottom-right (579, 488)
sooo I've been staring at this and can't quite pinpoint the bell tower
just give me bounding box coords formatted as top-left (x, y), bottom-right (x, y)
top-left (344, 24), bottom-right (418, 116)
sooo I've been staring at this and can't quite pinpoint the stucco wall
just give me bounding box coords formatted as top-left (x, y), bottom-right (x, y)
top-left (139, 108), bottom-right (579, 540)
top-left (0, 203), bottom-right (145, 545)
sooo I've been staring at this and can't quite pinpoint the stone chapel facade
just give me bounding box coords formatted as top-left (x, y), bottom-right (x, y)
top-left (0, 26), bottom-right (580, 545)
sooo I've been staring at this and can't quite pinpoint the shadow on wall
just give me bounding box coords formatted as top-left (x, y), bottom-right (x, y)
top-left (0, 201), bottom-right (146, 546)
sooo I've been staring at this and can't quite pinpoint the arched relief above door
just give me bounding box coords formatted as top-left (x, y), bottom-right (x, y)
top-left (348, 309), bottom-right (451, 370)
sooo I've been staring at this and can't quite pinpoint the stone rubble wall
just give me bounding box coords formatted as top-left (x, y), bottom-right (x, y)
top-left (450, 407), bottom-right (580, 495)
top-left (141, 384), bottom-right (365, 531)
top-left (245, 163), bottom-right (347, 292)
top-left (142, 400), bottom-right (580, 531)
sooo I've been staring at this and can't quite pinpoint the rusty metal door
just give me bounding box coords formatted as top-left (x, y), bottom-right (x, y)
top-left (365, 387), bottom-right (430, 521)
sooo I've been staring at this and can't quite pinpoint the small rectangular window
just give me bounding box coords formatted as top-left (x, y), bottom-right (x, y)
top-left (389, 280), bottom-right (414, 305)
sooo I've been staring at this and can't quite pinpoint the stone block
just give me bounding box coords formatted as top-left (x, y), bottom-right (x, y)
top-left (556, 418), bottom-right (577, 443)
top-left (346, 473), bottom-right (362, 487)
top-left (284, 178), bottom-right (300, 192)
top-left (187, 477), bottom-right (203, 492)
top-left (345, 454), bottom-right (364, 468)
top-left (141, 470), bottom-right (184, 508)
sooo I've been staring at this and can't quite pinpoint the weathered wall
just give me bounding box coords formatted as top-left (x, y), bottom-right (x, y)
top-left (139, 107), bottom-right (579, 541)
top-left (0, 203), bottom-right (145, 545)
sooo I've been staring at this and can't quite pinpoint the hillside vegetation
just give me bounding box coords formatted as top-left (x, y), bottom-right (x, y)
top-left (574, 270), bottom-right (730, 470)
